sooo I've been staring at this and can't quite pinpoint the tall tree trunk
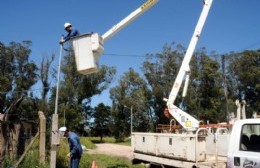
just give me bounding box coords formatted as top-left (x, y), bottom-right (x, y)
top-left (0, 96), bottom-right (24, 167)
top-left (0, 123), bottom-right (8, 168)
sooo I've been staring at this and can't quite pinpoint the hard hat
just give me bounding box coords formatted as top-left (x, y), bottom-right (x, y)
top-left (64, 22), bottom-right (72, 29)
top-left (59, 126), bottom-right (67, 136)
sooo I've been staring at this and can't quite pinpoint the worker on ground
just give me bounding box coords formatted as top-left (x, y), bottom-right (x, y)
top-left (59, 22), bottom-right (80, 44)
top-left (59, 127), bottom-right (83, 168)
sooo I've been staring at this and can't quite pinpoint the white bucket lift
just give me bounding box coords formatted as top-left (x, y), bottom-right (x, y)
top-left (71, 0), bottom-right (159, 75)
top-left (71, 33), bottom-right (104, 75)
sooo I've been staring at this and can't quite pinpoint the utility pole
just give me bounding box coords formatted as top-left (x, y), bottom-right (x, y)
top-left (50, 45), bottom-right (63, 168)
top-left (222, 55), bottom-right (229, 123)
top-left (131, 106), bottom-right (133, 134)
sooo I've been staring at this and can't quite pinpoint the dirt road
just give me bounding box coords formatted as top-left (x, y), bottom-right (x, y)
top-left (86, 143), bottom-right (133, 160)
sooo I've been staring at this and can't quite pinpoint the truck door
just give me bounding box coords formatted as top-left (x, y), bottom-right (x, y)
top-left (228, 123), bottom-right (260, 168)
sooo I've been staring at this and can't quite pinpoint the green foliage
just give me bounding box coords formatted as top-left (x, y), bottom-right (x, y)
top-left (17, 138), bottom-right (49, 168)
top-left (111, 43), bottom-right (259, 126)
top-left (142, 43), bottom-right (185, 124)
top-left (92, 103), bottom-right (112, 141)
top-left (19, 150), bottom-right (49, 168)
top-left (48, 51), bottom-right (116, 134)
top-left (0, 41), bottom-right (39, 166)
top-left (87, 154), bottom-right (137, 168)
top-left (1, 39), bottom-right (259, 168)
top-left (39, 52), bottom-right (55, 115)
top-left (110, 68), bottom-right (153, 141)
top-left (0, 41), bottom-right (38, 115)
top-left (194, 54), bottom-right (225, 122)
top-left (227, 50), bottom-right (260, 115)
top-left (80, 137), bottom-right (96, 149)
top-left (16, 94), bottom-right (40, 120)
top-left (89, 136), bottom-right (131, 146)
top-left (57, 138), bottom-right (70, 168)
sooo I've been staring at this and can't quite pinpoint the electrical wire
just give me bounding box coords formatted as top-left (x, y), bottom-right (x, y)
top-left (103, 53), bottom-right (147, 57)
top-left (1, 41), bottom-right (259, 95)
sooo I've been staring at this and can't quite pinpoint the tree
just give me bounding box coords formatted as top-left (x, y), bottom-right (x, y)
top-left (142, 44), bottom-right (227, 125)
top-left (92, 103), bottom-right (111, 141)
top-left (195, 54), bottom-right (225, 122)
top-left (142, 43), bottom-right (186, 125)
top-left (39, 52), bottom-right (55, 115)
top-left (227, 50), bottom-right (260, 116)
top-left (0, 41), bottom-right (38, 165)
top-left (48, 51), bottom-right (116, 134)
top-left (110, 68), bottom-right (153, 141)
top-left (0, 41), bottom-right (38, 115)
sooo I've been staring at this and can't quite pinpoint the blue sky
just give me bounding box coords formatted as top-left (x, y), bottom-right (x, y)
top-left (1, 0), bottom-right (260, 107)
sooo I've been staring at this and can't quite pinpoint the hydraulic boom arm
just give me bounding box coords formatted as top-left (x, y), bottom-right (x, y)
top-left (166, 0), bottom-right (213, 130)
top-left (102, 0), bottom-right (159, 42)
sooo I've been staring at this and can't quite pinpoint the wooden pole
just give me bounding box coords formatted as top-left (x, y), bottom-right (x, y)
top-left (38, 111), bottom-right (46, 165)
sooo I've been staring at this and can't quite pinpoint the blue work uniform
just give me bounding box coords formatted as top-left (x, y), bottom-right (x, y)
top-left (68, 132), bottom-right (83, 168)
top-left (64, 28), bottom-right (80, 42)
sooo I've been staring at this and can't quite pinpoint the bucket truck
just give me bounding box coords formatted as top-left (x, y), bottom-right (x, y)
top-left (130, 0), bottom-right (260, 167)
top-left (69, 0), bottom-right (260, 167)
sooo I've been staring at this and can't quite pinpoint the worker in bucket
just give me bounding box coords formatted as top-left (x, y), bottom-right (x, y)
top-left (59, 22), bottom-right (79, 44)
top-left (59, 127), bottom-right (83, 168)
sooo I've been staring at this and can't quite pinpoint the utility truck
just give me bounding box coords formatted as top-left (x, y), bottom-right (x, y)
top-left (68, 0), bottom-right (260, 167)
top-left (132, 118), bottom-right (260, 168)
top-left (131, 0), bottom-right (260, 167)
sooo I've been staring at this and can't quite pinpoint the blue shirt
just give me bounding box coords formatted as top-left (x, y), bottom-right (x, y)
top-left (64, 28), bottom-right (80, 42)
top-left (68, 132), bottom-right (83, 158)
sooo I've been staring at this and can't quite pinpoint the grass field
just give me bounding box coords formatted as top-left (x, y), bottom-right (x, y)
top-left (88, 136), bottom-right (131, 146)
top-left (14, 136), bottom-right (144, 168)
top-left (57, 137), bottom-right (143, 168)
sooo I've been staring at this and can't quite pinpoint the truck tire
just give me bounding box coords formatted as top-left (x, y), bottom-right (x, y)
top-left (132, 158), bottom-right (142, 164)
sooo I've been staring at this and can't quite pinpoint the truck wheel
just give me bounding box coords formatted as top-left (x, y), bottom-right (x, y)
top-left (132, 159), bottom-right (141, 164)
top-left (148, 164), bottom-right (166, 168)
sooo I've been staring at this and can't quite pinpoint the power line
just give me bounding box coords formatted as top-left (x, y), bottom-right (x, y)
top-left (103, 53), bottom-right (147, 57)
top-left (1, 43), bottom-right (259, 95)
top-left (103, 43), bottom-right (260, 58)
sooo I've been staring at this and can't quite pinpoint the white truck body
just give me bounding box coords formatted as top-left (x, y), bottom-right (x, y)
top-left (129, 1), bottom-right (260, 167)
top-left (227, 119), bottom-right (260, 168)
top-left (132, 119), bottom-right (260, 168)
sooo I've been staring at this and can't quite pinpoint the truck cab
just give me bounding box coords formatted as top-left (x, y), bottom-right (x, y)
top-left (227, 119), bottom-right (260, 168)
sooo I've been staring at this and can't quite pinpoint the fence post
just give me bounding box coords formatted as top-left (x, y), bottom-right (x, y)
top-left (38, 111), bottom-right (46, 165)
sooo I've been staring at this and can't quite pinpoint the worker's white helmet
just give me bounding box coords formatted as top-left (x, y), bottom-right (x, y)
top-left (59, 126), bottom-right (67, 136)
top-left (64, 22), bottom-right (72, 29)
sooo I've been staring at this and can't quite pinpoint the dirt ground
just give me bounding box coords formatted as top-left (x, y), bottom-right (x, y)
top-left (86, 143), bottom-right (133, 160)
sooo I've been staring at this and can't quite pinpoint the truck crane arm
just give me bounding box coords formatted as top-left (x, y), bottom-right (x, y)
top-left (165, 0), bottom-right (213, 131)
top-left (102, 0), bottom-right (159, 42)
top-left (71, 0), bottom-right (158, 75)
